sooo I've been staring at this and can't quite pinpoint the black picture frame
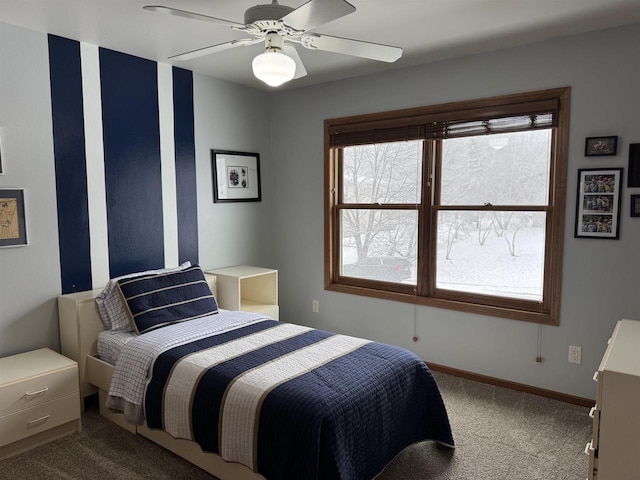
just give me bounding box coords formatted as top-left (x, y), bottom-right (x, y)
top-left (574, 168), bottom-right (622, 239)
top-left (0, 188), bottom-right (27, 247)
top-left (211, 150), bottom-right (261, 203)
top-left (585, 136), bottom-right (618, 156)
top-left (0, 129), bottom-right (4, 175)
top-left (631, 195), bottom-right (640, 218)
top-left (628, 143), bottom-right (640, 187)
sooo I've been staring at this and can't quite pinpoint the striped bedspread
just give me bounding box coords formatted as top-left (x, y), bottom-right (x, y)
top-left (140, 317), bottom-right (454, 480)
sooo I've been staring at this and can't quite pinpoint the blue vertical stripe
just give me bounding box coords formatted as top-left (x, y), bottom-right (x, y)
top-left (48, 39), bottom-right (199, 290)
top-left (48, 35), bottom-right (92, 293)
top-left (172, 67), bottom-right (198, 265)
top-left (99, 48), bottom-right (164, 278)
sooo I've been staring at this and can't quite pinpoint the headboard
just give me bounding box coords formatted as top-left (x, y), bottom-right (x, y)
top-left (58, 274), bottom-right (217, 399)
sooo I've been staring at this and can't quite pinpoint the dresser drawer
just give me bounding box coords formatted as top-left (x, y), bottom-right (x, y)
top-left (0, 366), bottom-right (78, 417)
top-left (0, 393), bottom-right (80, 447)
top-left (585, 440), bottom-right (598, 480)
top-left (589, 405), bottom-right (600, 450)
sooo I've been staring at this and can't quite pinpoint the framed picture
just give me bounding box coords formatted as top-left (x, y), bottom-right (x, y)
top-left (0, 188), bottom-right (27, 247)
top-left (574, 168), bottom-right (622, 239)
top-left (585, 136), bottom-right (618, 156)
top-left (631, 195), bottom-right (640, 218)
top-left (211, 150), bottom-right (261, 203)
top-left (628, 143), bottom-right (640, 187)
top-left (0, 128), bottom-right (4, 175)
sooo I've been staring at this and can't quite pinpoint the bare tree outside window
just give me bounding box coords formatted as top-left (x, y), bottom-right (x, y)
top-left (435, 130), bottom-right (552, 301)
top-left (340, 141), bottom-right (421, 283)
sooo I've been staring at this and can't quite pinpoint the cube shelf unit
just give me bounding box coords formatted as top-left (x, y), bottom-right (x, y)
top-left (207, 265), bottom-right (279, 320)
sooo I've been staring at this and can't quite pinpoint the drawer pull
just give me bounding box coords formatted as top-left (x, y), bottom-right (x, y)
top-left (24, 387), bottom-right (49, 397)
top-left (589, 406), bottom-right (596, 418)
top-left (27, 415), bottom-right (50, 427)
top-left (593, 371), bottom-right (598, 382)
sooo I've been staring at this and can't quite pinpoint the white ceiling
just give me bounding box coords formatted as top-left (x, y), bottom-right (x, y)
top-left (2, 0), bottom-right (640, 90)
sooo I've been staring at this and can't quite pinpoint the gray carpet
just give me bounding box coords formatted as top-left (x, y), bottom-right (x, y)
top-left (1, 371), bottom-right (592, 479)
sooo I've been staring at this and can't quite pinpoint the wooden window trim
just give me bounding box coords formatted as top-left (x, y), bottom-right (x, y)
top-left (324, 87), bottom-right (570, 326)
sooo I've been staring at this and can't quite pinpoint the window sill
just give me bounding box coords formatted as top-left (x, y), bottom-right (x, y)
top-left (325, 281), bottom-right (558, 326)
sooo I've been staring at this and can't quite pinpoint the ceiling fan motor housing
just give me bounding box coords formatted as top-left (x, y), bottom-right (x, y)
top-left (244, 3), bottom-right (294, 26)
top-left (264, 32), bottom-right (286, 52)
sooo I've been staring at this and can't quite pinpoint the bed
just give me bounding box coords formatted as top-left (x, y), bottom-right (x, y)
top-left (58, 265), bottom-right (454, 480)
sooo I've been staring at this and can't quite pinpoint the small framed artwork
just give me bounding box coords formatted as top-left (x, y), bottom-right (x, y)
top-left (0, 128), bottom-right (4, 175)
top-left (211, 150), bottom-right (261, 203)
top-left (628, 143), bottom-right (640, 187)
top-left (575, 168), bottom-right (622, 239)
top-left (0, 188), bottom-right (27, 247)
top-left (585, 136), bottom-right (618, 156)
top-left (631, 195), bottom-right (640, 218)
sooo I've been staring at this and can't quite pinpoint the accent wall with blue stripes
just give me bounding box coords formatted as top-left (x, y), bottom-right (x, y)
top-left (48, 35), bottom-right (198, 294)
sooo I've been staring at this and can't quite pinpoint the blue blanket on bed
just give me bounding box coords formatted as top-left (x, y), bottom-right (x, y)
top-left (145, 320), bottom-right (453, 480)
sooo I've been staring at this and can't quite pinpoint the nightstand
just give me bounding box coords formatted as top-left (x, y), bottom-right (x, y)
top-left (0, 348), bottom-right (81, 459)
top-left (207, 265), bottom-right (279, 319)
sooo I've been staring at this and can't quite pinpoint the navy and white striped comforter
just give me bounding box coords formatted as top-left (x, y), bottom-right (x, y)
top-left (107, 312), bottom-right (454, 480)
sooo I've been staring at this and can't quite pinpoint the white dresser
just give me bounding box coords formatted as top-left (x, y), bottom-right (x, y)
top-left (0, 348), bottom-right (81, 459)
top-left (587, 319), bottom-right (640, 480)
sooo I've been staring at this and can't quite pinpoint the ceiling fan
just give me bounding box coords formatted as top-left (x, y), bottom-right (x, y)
top-left (144, 0), bottom-right (403, 87)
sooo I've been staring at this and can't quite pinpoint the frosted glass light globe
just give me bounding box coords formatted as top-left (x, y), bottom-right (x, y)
top-left (252, 51), bottom-right (296, 87)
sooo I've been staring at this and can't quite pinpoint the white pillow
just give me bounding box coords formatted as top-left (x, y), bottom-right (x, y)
top-left (95, 262), bottom-right (191, 331)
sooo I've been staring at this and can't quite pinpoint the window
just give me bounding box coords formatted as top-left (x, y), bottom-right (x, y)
top-left (324, 88), bottom-right (570, 325)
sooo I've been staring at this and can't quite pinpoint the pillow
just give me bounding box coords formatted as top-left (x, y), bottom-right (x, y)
top-left (96, 262), bottom-right (191, 330)
top-left (117, 265), bottom-right (218, 335)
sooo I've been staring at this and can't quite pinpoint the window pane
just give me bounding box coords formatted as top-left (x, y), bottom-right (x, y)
top-left (342, 141), bottom-right (422, 204)
top-left (435, 210), bottom-right (546, 301)
top-left (341, 209), bottom-right (417, 284)
top-left (440, 130), bottom-right (551, 206)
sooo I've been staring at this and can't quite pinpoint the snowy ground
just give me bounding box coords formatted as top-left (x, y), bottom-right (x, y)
top-left (435, 226), bottom-right (545, 301)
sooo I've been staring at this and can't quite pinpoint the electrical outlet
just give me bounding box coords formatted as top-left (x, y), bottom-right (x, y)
top-left (312, 300), bottom-right (319, 313)
top-left (568, 345), bottom-right (582, 364)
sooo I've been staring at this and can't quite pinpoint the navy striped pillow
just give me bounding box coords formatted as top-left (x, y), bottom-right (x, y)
top-left (117, 266), bottom-right (218, 334)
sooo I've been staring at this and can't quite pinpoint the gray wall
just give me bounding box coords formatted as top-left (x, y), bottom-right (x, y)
top-left (0, 24), bottom-right (61, 355)
top-left (269, 24), bottom-right (640, 400)
top-left (193, 74), bottom-right (274, 270)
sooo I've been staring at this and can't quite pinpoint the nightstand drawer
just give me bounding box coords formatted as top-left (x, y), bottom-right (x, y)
top-left (0, 393), bottom-right (80, 447)
top-left (0, 366), bottom-right (78, 417)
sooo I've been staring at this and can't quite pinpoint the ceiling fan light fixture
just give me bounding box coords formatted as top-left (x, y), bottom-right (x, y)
top-left (252, 49), bottom-right (296, 87)
top-left (147, 1), bottom-right (403, 86)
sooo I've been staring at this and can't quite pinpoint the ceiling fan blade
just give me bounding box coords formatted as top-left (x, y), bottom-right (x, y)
top-left (302, 34), bottom-right (402, 63)
top-left (143, 5), bottom-right (245, 28)
top-left (281, 0), bottom-right (355, 32)
top-left (284, 45), bottom-right (308, 79)
top-left (169, 38), bottom-right (260, 61)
